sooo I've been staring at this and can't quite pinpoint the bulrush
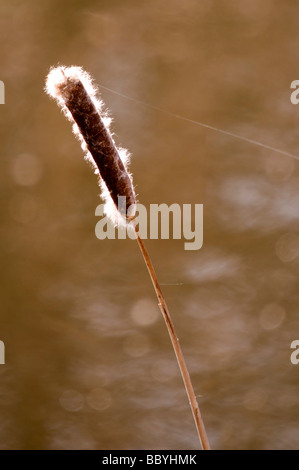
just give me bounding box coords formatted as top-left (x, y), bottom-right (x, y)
top-left (45, 65), bottom-right (136, 222)
top-left (45, 65), bottom-right (210, 450)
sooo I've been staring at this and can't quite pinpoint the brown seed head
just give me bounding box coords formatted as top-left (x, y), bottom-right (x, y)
top-left (45, 66), bottom-right (136, 222)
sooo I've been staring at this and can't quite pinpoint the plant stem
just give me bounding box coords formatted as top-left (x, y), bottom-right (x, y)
top-left (134, 227), bottom-right (211, 450)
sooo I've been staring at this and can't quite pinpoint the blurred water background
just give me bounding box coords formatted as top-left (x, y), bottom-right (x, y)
top-left (1, 0), bottom-right (299, 450)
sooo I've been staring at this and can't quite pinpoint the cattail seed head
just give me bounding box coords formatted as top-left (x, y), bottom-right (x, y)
top-left (45, 65), bottom-right (136, 223)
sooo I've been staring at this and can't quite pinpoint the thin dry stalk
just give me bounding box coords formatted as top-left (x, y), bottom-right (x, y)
top-left (134, 226), bottom-right (210, 450)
